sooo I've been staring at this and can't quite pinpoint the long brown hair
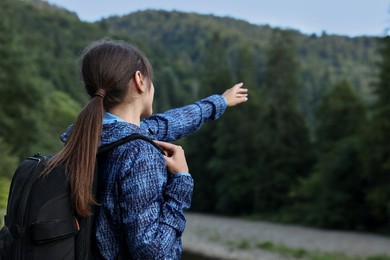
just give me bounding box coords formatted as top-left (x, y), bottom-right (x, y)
top-left (45, 39), bottom-right (153, 217)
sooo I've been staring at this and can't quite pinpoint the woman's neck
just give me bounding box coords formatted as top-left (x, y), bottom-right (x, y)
top-left (108, 102), bottom-right (141, 126)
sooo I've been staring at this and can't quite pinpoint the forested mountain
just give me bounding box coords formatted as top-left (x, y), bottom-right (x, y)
top-left (1, 0), bottom-right (388, 233)
top-left (101, 11), bottom-right (378, 117)
top-left (2, 0), bottom-right (379, 111)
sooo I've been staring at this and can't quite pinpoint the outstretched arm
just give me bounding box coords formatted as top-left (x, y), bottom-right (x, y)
top-left (141, 83), bottom-right (248, 141)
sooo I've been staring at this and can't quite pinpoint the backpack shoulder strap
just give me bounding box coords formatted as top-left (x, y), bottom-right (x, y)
top-left (7, 155), bottom-right (47, 227)
top-left (97, 133), bottom-right (163, 155)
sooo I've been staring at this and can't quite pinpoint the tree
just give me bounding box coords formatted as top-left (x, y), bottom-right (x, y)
top-left (39, 91), bottom-right (80, 153)
top-left (254, 30), bottom-right (312, 213)
top-left (0, 138), bottom-right (19, 179)
top-left (0, 1), bottom-right (47, 159)
top-left (316, 81), bottom-right (366, 148)
top-left (294, 81), bottom-right (368, 229)
top-left (360, 36), bottom-right (390, 231)
top-left (185, 32), bottom-right (234, 212)
top-left (209, 45), bottom-right (262, 215)
top-left (154, 65), bottom-right (188, 112)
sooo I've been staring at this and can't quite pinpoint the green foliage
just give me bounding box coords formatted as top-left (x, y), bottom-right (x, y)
top-left (291, 81), bottom-right (368, 229)
top-left (185, 32), bottom-right (234, 213)
top-left (0, 177), bottom-right (11, 225)
top-left (210, 92), bottom-right (262, 215)
top-left (315, 80), bottom-right (366, 147)
top-left (257, 241), bottom-right (308, 258)
top-left (254, 30), bottom-right (313, 213)
top-left (367, 256), bottom-right (390, 260)
top-left (0, 138), bottom-right (19, 179)
top-left (207, 44), bottom-right (263, 215)
top-left (0, 177), bottom-right (11, 209)
top-left (38, 91), bottom-right (80, 153)
top-left (296, 138), bottom-right (368, 229)
top-left (0, 4), bottom-right (47, 158)
top-left (360, 37), bottom-right (390, 231)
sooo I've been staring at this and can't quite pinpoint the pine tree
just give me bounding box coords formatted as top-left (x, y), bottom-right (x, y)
top-left (295, 80), bottom-right (368, 229)
top-left (361, 36), bottom-right (390, 230)
top-left (185, 32), bottom-right (234, 212)
top-left (209, 45), bottom-right (262, 215)
top-left (254, 30), bottom-right (312, 213)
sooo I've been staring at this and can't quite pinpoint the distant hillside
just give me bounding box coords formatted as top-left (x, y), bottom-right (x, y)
top-left (101, 10), bottom-right (379, 104)
top-left (99, 10), bottom-right (378, 125)
top-left (7, 0), bottom-right (381, 111)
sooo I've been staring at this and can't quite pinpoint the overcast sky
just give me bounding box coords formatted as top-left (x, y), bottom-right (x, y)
top-left (46, 0), bottom-right (390, 37)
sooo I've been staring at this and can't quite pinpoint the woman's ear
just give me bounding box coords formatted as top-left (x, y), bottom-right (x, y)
top-left (133, 71), bottom-right (146, 93)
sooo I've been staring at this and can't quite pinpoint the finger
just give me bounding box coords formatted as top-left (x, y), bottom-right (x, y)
top-left (163, 156), bottom-right (174, 170)
top-left (154, 140), bottom-right (175, 156)
top-left (237, 96), bottom-right (248, 103)
top-left (237, 88), bottom-right (248, 94)
top-left (163, 155), bottom-right (173, 164)
top-left (154, 141), bottom-right (185, 158)
top-left (233, 82), bottom-right (244, 89)
top-left (235, 93), bottom-right (248, 99)
top-left (236, 92), bottom-right (248, 96)
top-left (154, 140), bottom-right (175, 150)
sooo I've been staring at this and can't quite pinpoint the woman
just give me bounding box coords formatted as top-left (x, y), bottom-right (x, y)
top-left (49, 38), bottom-right (248, 259)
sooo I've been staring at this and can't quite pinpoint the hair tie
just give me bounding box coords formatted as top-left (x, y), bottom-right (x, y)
top-left (94, 88), bottom-right (106, 99)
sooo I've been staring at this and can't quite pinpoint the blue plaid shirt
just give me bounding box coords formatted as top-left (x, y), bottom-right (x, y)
top-left (62, 95), bottom-right (226, 259)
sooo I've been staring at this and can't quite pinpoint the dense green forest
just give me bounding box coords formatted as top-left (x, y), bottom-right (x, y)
top-left (0, 0), bottom-right (389, 234)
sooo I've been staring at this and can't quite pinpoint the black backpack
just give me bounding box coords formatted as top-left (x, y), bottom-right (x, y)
top-left (0, 134), bottom-right (161, 260)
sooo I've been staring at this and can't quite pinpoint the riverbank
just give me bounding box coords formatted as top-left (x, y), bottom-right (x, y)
top-left (182, 213), bottom-right (390, 260)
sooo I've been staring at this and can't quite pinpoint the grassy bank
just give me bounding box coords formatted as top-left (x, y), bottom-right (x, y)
top-left (253, 240), bottom-right (390, 260)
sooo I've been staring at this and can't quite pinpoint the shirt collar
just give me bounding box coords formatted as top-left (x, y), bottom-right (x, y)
top-left (103, 112), bottom-right (126, 125)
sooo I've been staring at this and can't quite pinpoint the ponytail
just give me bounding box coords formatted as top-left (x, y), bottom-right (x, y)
top-left (45, 90), bottom-right (105, 217)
